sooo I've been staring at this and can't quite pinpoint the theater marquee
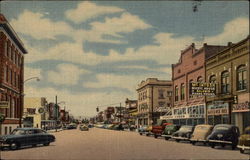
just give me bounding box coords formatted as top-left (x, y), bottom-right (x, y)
top-left (190, 82), bottom-right (216, 96)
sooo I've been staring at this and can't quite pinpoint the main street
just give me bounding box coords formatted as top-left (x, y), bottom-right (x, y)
top-left (1, 128), bottom-right (249, 160)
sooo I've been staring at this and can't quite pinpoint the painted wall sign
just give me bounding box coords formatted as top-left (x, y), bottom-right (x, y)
top-left (190, 82), bottom-right (216, 96)
top-left (232, 102), bottom-right (250, 112)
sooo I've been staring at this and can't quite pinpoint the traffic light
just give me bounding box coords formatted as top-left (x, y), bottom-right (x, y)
top-left (233, 95), bottom-right (238, 104)
top-left (96, 107), bottom-right (99, 112)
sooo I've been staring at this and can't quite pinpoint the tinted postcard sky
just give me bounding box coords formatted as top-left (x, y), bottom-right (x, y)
top-left (1, 1), bottom-right (249, 117)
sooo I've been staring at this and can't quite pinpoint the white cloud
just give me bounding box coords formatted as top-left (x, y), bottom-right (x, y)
top-left (24, 67), bottom-right (42, 80)
top-left (11, 10), bottom-right (73, 40)
top-left (65, 1), bottom-right (124, 23)
top-left (47, 63), bottom-right (90, 85)
top-left (205, 17), bottom-right (249, 45)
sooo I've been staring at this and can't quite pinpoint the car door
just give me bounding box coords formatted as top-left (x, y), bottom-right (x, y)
top-left (26, 129), bottom-right (37, 145)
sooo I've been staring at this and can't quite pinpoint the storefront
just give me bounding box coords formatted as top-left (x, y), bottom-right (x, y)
top-left (232, 102), bottom-right (250, 133)
top-left (160, 104), bottom-right (205, 125)
top-left (207, 103), bottom-right (229, 125)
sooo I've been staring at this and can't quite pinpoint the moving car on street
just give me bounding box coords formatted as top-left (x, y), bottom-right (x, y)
top-left (172, 125), bottom-right (194, 142)
top-left (162, 124), bottom-right (181, 140)
top-left (80, 124), bottom-right (89, 131)
top-left (190, 124), bottom-right (213, 145)
top-left (237, 126), bottom-right (250, 153)
top-left (0, 128), bottom-right (55, 150)
top-left (207, 124), bottom-right (240, 150)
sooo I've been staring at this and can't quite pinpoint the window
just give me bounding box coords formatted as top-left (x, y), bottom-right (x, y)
top-left (209, 75), bottom-right (216, 83)
top-left (158, 102), bottom-right (165, 107)
top-left (197, 76), bottom-right (203, 82)
top-left (189, 79), bottom-right (193, 98)
top-left (193, 60), bottom-right (197, 65)
top-left (180, 83), bottom-right (185, 100)
top-left (221, 71), bottom-right (230, 94)
top-left (4, 41), bottom-right (7, 56)
top-left (175, 86), bottom-right (179, 101)
top-left (158, 89), bottom-right (165, 99)
top-left (237, 65), bottom-right (247, 90)
top-left (178, 69), bottom-right (181, 73)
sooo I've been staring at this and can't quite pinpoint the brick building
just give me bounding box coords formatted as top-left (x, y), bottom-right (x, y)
top-left (206, 36), bottom-right (249, 132)
top-left (125, 98), bottom-right (138, 126)
top-left (136, 78), bottom-right (172, 126)
top-left (171, 43), bottom-right (227, 125)
top-left (0, 14), bottom-right (27, 135)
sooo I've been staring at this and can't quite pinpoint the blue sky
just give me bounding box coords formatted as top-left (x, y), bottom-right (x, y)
top-left (1, 1), bottom-right (249, 117)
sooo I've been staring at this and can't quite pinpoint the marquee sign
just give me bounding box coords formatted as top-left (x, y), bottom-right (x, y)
top-left (232, 102), bottom-right (250, 113)
top-left (190, 82), bottom-right (216, 96)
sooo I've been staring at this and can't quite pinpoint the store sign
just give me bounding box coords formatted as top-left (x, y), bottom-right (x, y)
top-left (207, 103), bottom-right (229, 116)
top-left (190, 82), bottom-right (216, 96)
top-left (0, 101), bottom-right (9, 108)
top-left (232, 102), bottom-right (250, 113)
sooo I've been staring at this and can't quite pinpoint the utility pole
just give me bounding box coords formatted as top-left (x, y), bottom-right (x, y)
top-left (120, 103), bottom-right (122, 123)
top-left (55, 95), bottom-right (58, 132)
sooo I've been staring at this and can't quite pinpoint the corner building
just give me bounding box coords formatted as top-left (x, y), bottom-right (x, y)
top-left (205, 36), bottom-right (250, 133)
top-left (171, 43), bottom-right (227, 125)
top-left (0, 14), bottom-right (27, 135)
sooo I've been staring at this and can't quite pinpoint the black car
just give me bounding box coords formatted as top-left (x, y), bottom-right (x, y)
top-left (0, 128), bottom-right (55, 150)
top-left (172, 125), bottom-right (194, 142)
top-left (207, 124), bottom-right (240, 150)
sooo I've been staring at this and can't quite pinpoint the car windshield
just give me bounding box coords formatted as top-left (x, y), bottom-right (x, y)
top-left (166, 125), bottom-right (175, 130)
top-left (196, 126), bottom-right (209, 130)
top-left (179, 126), bottom-right (192, 132)
top-left (11, 129), bottom-right (26, 135)
top-left (215, 126), bottom-right (230, 131)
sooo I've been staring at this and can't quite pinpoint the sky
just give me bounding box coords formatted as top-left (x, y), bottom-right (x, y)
top-left (1, 1), bottom-right (249, 117)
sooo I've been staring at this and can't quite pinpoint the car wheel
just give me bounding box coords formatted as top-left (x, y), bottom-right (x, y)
top-left (44, 143), bottom-right (50, 146)
top-left (175, 139), bottom-right (180, 142)
top-left (240, 148), bottom-right (244, 153)
top-left (220, 144), bottom-right (225, 148)
top-left (231, 145), bottom-right (236, 150)
top-left (191, 141), bottom-right (196, 145)
top-left (154, 135), bottom-right (158, 139)
top-left (210, 143), bottom-right (215, 148)
top-left (139, 133), bottom-right (142, 135)
top-left (9, 142), bottom-right (19, 150)
top-left (146, 133), bottom-right (150, 136)
top-left (203, 142), bottom-right (207, 146)
top-left (165, 137), bottom-right (170, 140)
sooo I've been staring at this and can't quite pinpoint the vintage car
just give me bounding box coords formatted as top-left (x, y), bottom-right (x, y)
top-left (67, 123), bottom-right (77, 129)
top-left (112, 124), bottom-right (124, 131)
top-left (0, 128), bottom-right (55, 150)
top-left (237, 126), bottom-right (250, 153)
top-left (152, 119), bottom-right (172, 138)
top-left (190, 124), bottom-right (213, 145)
top-left (80, 124), bottom-right (89, 131)
top-left (139, 125), bottom-right (152, 136)
top-left (172, 125), bottom-right (195, 142)
top-left (207, 124), bottom-right (240, 150)
top-left (161, 124), bottom-right (181, 140)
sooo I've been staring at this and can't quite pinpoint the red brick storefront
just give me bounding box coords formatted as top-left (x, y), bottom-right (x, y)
top-left (0, 14), bottom-right (27, 135)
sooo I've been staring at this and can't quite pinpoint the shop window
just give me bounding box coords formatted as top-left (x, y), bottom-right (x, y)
top-left (237, 65), bottom-right (247, 90)
top-left (175, 86), bottom-right (179, 101)
top-left (221, 71), bottom-right (230, 94)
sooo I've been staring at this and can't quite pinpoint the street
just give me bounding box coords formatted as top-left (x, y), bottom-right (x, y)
top-left (1, 128), bottom-right (249, 160)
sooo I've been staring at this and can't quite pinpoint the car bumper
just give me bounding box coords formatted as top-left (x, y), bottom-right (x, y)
top-left (161, 135), bottom-right (172, 138)
top-left (208, 140), bottom-right (232, 144)
top-left (190, 139), bottom-right (207, 142)
top-left (0, 142), bottom-right (10, 147)
top-left (237, 145), bottom-right (250, 150)
top-left (172, 136), bottom-right (190, 140)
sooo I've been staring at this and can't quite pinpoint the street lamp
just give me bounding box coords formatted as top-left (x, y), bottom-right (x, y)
top-left (19, 77), bottom-right (40, 127)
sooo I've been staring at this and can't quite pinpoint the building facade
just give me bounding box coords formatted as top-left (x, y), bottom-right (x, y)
top-left (125, 98), bottom-right (138, 126)
top-left (136, 78), bottom-right (172, 126)
top-left (0, 14), bottom-right (27, 135)
top-left (23, 97), bottom-right (47, 129)
top-left (205, 36), bottom-right (250, 132)
top-left (171, 43), bottom-right (227, 125)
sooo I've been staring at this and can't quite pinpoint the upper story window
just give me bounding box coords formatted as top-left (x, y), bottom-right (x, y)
top-left (178, 69), bottom-right (181, 73)
top-left (175, 86), bottom-right (179, 102)
top-left (237, 65), bottom-right (247, 90)
top-left (193, 60), bottom-right (197, 65)
top-left (180, 83), bottom-right (185, 100)
top-left (221, 71), bottom-right (230, 94)
top-left (209, 75), bottom-right (216, 83)
top-left (158, 89), bottom-right (165, 99)
top-left (189, 79), bottom-right (193, 98)
top-left (4, 41), bottom-right (8, 56)
top-left (197, 76), bottom-right (203, 82)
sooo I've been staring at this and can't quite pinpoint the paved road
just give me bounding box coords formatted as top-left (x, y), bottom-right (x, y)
top-left (1, 128), bottom-right (249, 160)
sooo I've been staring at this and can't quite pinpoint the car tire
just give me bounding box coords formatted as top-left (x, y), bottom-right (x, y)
top-left (44, 143), bottom-right (50, 146)
top-left (154, 135), bottom-right (158, 139)
top-left (231, 145), bottom-right (236, 150)
top-left (191, 141), bottom-right (196, 145)
top-left (9, 142), bottom-right (19, 150)
top-left (139, 133), bottom-right (142, 135)
top-left (210, 143), bottom-right (215, 148)
top-left (240, 148), bottom-right (244, 153)
top-left (175, 139), bottom-right (180, 142)
top-left (146, 133), bottom-right (150, 136)
top-left (165, 137), bottom-right (170, 140)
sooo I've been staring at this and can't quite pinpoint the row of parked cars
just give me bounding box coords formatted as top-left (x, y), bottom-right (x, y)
top-left (95, 123), bottom-right (125, 130)
top-left (139, 123), bottom-right (250, 154)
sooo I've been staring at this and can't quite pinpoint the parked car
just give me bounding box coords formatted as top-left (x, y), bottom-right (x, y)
top-left (112, 124), bottom-right (124, 131)
top-left (67, 123), bottom-right (77, 129)
top-left (152, 119), bottom-right (172, 138)
top-left (190, 124), bottom-right (213, 145)
top-left (0, 128), bottom-right (55, 150)
top-left (138, 125), bottom-right (152, 136)
top-left (172, 125), bottom-right (195, 142)
top-left (162, 124), bottom-right (181, 140)
top-left (80, 124), bottom-right (89, 131)
top-left (207, 124), bottom-right (240, 150)
top-left (237, 126), bottom-right (250, 153)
